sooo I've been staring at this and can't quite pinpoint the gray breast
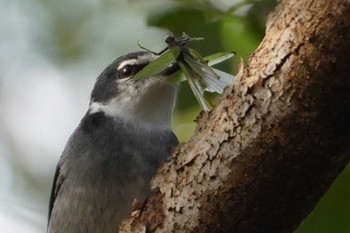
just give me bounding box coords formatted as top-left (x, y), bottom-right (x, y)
top-left (48, 112), bottom-right (178, 233)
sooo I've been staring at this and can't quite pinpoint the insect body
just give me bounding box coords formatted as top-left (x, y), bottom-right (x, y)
top-left (135, 33), bottom-right (235, 110)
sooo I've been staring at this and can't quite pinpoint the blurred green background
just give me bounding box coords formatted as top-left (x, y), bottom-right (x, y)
top-left (0, 0), bottom-right (348, 232)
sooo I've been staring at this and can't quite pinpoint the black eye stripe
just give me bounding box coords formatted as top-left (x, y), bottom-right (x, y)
top-left (90, 51), bottom-right (154, 103)
top-left (118, 63), bottom-right (148, 77)
top-left (133, 63), bottom-right (148, 73)
top-left (118, 64), bottom-right (148, 72)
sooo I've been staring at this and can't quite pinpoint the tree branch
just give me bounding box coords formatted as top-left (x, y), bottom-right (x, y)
top-left (120, 0), bottom-right (350, 232)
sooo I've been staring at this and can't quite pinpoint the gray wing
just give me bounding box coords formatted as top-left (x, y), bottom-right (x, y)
top-left (47, 162), bottom-right (65, 226)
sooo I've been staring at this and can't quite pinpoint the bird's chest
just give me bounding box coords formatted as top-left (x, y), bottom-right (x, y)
top-left (65, 126), bottom-right (169, 186)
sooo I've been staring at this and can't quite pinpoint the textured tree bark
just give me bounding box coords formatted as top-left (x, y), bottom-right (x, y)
top-left (119, 0), bottom-right (350, 232)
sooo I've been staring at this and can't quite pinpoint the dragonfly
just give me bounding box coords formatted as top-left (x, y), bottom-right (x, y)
top-left (134, 33), bottom-right (235, 111)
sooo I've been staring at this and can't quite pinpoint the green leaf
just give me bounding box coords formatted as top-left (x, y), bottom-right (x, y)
top-left (133, 48), bottom-right (180, 81)
top-left (204, 52), bottom-right (236, 66)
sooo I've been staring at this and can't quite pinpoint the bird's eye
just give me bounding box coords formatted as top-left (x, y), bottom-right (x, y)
top-left (120, 65), bottom-right (133, 78)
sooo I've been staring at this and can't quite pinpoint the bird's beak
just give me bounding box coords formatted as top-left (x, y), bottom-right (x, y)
top-left (161, 62), bottom-right (180, 77)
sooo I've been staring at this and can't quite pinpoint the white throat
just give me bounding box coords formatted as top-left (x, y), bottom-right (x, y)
top-left (89, 79), bottom-right (177, 131)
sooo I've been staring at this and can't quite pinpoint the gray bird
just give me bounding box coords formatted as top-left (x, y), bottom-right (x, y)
top-left (47, 51), bottom-right (179, 233)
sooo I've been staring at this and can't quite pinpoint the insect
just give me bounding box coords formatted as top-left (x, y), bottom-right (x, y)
top-left (134, 33), bottom-right (235, 111)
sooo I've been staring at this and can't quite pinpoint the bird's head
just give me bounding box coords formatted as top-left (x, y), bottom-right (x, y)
top-left (88, 51), bottom-right (178, 131)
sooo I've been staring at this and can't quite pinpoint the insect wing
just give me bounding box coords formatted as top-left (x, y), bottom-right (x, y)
top-left (133, 47), bottom-right (180, 81)
top-left (183, 51), bottom-right (227, 93)
top-left (186, 49), bottom-right (222, 82)
top-left (211, 68), bottom-right (235, 85)
top-left (203, 52), bottom-right (235, 85)
top-left (178, 61), bottom-right (211, 111)
top-left (204, 52), bottom-right (236, 66)
top-left (185, 50), bottom-right (235, 93)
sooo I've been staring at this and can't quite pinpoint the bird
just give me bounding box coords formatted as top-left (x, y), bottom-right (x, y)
top-left (47, 51), bottom-right (179, 233)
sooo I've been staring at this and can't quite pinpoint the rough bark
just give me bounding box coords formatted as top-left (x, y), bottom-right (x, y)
top-left (120, 0), bottom-right (350, 232)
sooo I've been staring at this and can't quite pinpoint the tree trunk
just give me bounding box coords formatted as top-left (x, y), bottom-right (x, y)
top-left (120, 0), bottom-right (350, 232)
